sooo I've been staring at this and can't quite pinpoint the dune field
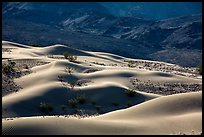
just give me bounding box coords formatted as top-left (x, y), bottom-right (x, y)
top-left (2, 41), bottom-right (202, 135)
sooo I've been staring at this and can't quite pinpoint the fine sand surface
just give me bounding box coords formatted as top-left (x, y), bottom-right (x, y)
top-left (2, 41), bottom-right (202, 135)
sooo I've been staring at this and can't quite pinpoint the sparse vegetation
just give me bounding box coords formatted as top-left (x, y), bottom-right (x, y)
top-left (63, 52), bottom-right (69, 59)
top-left (76, 94), bottom-right (86, 104)
top-left (68, 80), bottom-right (77, 89)
top-left (93, 61), bottom-right (106, 66)
top-left (2, 60), bottom-right (16, 74)
top-left (47, 54), bottom-right (54, 58)
top-left (68, 94), bottom-right (87, 109)
top-left (76, 79), bottom-right (92, 86)
top-left (63, 52), bottom-right (77, 62)
top-left (39, 102), bottom-right (53, 113)
top-left (128, 61), bottom-right (135, 68)
top-left (23, 64), bottom-right (29, 69)
top-left (68, 99), bottom-right (78, 108)
top-left (65, 66), bottom-right (75, 74)
top-left (126, 89), bottom-right (137, 97)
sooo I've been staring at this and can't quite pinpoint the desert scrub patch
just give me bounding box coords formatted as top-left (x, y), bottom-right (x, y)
top-left (76, 94), bottom-right (86, 104)
top-left (47, 54), bottom-right (54, 58)
top-left (68, 99), bottom-right (78, 108)
top-left (67, 80), bottom-right (77, 89)
top-left (128, 61), bottom-right (136, 68)
top-left (126, 89), bottom-right (137, 97)
top-left (63, 52), bottom-right (77, 62)
top-left (2, 60), bottom-right (16, 74)
top-left (39, 102), bottom-right (53, 113)
top-left (23, 64), bottom-right (29, 69)
top-left (76, 79), bottom-right (92, 87)
top-left (65, 66), bottom-right (75, 74)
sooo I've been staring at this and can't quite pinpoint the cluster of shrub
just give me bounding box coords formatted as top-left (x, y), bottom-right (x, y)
top-left (2, 60), bottom-right (16, 74)
top-left (39, 88), bottom-right (138, 114)
top-left (39, 94), bottom-right (87, 113)
top-left (63, 52), bottom-right (77, 62)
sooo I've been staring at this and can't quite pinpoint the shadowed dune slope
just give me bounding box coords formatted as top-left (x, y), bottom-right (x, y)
top-left (2, 92), bottom-right (202, 135)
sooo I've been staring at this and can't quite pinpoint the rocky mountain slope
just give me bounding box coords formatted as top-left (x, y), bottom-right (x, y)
top-left (2, 2), bottom-right (202, 67)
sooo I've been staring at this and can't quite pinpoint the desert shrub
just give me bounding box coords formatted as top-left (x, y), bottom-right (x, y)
top-left (65, 66), bottom-right (75, 74)
top-left (60, 104), bottom-right (66, 111)
top-left (47, 54), bottom-right (54, 58)
top-left (112, 102), bottom-right (119, 107)
top-left (76, 94), bottom-right (86, 104)
top-left (128, 61), bottom-right (135, 68)
top-left (2, 60), bottom-right (16, 73)
top-left (63, 52), bottom-right (69, 59)
top-left (68, 99), bottom-right (78, 108)
top-left (23, 64), bottom-right (29, 69)
top-left (158, 87), bottom-right (162, 91)
top-left (126, 89), bottom-right (137, 97)
top-left (39, 102), bottom-right (53, 113)
top-left (68, 80), bottom-right (77, 89)
top-left (63, 52), bottom-right (77, 62)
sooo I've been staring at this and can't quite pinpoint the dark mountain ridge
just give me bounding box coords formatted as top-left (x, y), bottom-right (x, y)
top-left (2, 2), bottom-right (202, 67)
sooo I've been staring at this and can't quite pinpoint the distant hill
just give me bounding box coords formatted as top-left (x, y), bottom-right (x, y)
top-left (100, 2), bottom-right (202, 20)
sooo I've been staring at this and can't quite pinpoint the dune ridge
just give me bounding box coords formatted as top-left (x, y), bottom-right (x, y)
top-left (2, 41), bottom-right (202, 135)
top-left (2, 92), bottom-right (202, 135)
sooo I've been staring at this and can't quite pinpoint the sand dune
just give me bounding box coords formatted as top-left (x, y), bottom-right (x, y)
top-left (2, 92), bottom-right (202, 135)
top-left (2, 41), bottom-right (202, 135)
